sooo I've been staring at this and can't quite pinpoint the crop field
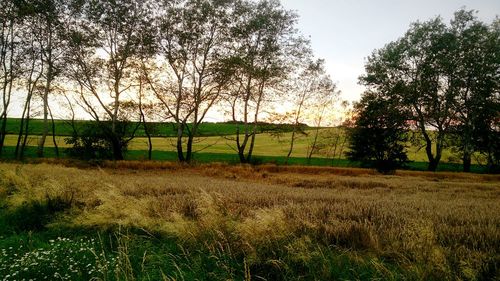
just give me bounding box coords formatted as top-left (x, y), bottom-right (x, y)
top-left (0, 161), bottom-right (499, 280)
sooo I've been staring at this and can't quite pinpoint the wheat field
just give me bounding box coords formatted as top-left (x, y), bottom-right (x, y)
top-left (0, 161), bottom-right (499, 280)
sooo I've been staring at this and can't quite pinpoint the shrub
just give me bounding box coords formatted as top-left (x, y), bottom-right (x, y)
top-left (65, 124), bottom-right (115, 160)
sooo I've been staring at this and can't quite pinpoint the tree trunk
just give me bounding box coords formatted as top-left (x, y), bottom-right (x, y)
top-left (463, 153), bottom-right (472, 173)
top-left (422, 131), bottom-right (438, 171)
top-left (38, 61), bottom-right (53, 158)
top-left (49, 105), bottom-right (59, 157)
top-left (111, 136), bottom-right (124, 161)
top-left (147, 136), bottom-right (152, 160)
top-left (0, 22), bottom-right (14, 157)
top-left (0, 116), bottom-right (7, 156)
top-left (247, 131), bottom-right (256, 164)
top-left (461, 127), bottom-right (473, 173)
top-left (186, 134), bottom-right (194, 163)
top-left (20, 109), bottom-right (32, 159)
top-left (235, 126), bottom-right (249, 163)
top-left (15, 96), bottom-right (31, 159)
top-left (138, 88), bottom-right (152, 160)
top-left (144, 123), bottom-right (152, 161)
top-left (285, 129), bottom-right (296, 165)
top-left (307, 126), bottom-right (321, 165)
top-left (428, 159), bottom-right (439, 172)
top-left (176, 122), bottom-right (185, 162)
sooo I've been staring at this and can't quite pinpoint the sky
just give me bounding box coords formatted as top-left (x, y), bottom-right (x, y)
top-left (280, 0), bottom-right (500, 103)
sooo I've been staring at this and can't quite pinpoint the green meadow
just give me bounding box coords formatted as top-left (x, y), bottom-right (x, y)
top-left (1, 120), bottom-right (484, 173)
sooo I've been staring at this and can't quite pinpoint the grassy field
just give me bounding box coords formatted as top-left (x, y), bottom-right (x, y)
top-left (0, 161), bottom-right (499, 280)
top-left (3, 129), bottom-right (458, 162)
top-left (2, 129), bottom-right (476, 173)
top-left (2, 118), bottom-right (486, 173)
top-left (3, 118), bottom-right (296, 137)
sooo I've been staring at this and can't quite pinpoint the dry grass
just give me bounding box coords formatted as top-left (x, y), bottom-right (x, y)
top-left (1, 161), bottom-right (499, 279)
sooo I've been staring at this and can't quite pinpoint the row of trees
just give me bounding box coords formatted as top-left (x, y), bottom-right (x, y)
top-left (349, 10), bottom-right (500, 173)
top-left (0, 0), bottom-right (338, 162)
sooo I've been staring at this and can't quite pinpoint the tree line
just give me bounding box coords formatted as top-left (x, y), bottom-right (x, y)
top-left (2, 1), bottom-right (498, 173)
top-left (0, 0), bottom-right (338, 163)
top-left (348, 10), bottom-right (500, 173)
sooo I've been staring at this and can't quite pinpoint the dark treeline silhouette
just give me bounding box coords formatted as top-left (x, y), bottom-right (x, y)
top-left (350, 10), bottom-right (500, 173)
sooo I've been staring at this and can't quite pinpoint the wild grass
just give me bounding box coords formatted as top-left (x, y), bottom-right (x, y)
top-left (0, 162), bottom-right (499, 280)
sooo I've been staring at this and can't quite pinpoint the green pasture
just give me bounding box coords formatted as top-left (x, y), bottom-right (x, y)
top-left (2, 118), bottom-right (297, 137)
top-left (1, 118), bottom-right (484, 172)
top-left (3, 127), bottom-right (458, 163)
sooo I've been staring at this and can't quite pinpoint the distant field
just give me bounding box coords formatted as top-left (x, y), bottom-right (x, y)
top-left (3, 118), bottom-right (298, 137)
top-left (0, 162), bottom-right (498, 280)
top-left (2, 118), bottom-right (484, 172)
top-left (3, 130), bottom-right (462, 162)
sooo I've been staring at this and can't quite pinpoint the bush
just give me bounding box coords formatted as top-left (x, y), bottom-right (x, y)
top-left (64, 120), bottom-right (136, 161)
top-left (65, 124), bottom-right (112, 160)
top-left (347, 92), bottom-right (409, 174)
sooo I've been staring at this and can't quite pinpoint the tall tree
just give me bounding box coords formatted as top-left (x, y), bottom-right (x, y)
top-left (14, 13), bottom-right (45, 159)
top-left (362, 10), bottom-right (500, 172)
top-left (447, 11), bottom-right (500, 172)
top-left (284, 59), bottom-right (337, 164)
top-left (0, 0), bottom-right (23, 156)
top-left (144, 0), bottom-right (233, 163)
top-left (66, 0), bottom-right (148, 160)
top-left (226, 0), bottom-right (308, 163)
top-left (469, 17), bottom-right (500, 173)
top-left (362, 16), bottom-right (460, 171)
top-left (31, 0), bottom-right (68, 157)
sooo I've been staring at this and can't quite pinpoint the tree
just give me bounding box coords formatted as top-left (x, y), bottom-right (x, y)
top-left (226, 0), bottom-right (309, 163)
top-left (347, 92), bottom-right (409, 173)
top-left (14, 15), bottom-right (44, 159)
top-left (144, 0), bottom-right (233, 163)
top-left (304, 72), bottom-right (338, 164)
top-left (0, 0), bottom-right (24, 156)
top-left (362, 10), bottom-right (500, 172)
top-left (363, 19), bottom-right (452, 172)
top-left (446, 11), bottom-right (500, 172)
top-left (283, 58), bottom-right (337, 164)
top-left (468, 17), bottom-right (500, 173)
top-left (27, 0), bottom-right (68, 157)
top-left (362, 14), bottom-right (461, 171)
top-left (66, 0), bottom-right (148, 160)
top-left (321, 100), bottom-right (351, 163)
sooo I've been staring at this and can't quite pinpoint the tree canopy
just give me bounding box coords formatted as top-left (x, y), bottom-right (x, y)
top-left (360, 9), bottom-right (500, 172)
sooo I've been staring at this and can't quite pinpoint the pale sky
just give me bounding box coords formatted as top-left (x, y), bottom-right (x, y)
top-left (280, 0), bottom-right (500, 102)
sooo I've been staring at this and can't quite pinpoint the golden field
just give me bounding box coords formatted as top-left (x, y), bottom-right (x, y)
top-left (0, 161), bottom-right (499, 280)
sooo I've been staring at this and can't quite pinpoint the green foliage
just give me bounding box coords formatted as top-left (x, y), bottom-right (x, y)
top-left (360, 9), bottom-right (500, 172)
top-left (64, 124), bottom-right (115, 160)
top-left (347, 93), bottom-right (409, 173)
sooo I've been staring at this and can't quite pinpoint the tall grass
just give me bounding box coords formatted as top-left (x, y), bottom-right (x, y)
top-left (0, 162), bottom-right (498, 280)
